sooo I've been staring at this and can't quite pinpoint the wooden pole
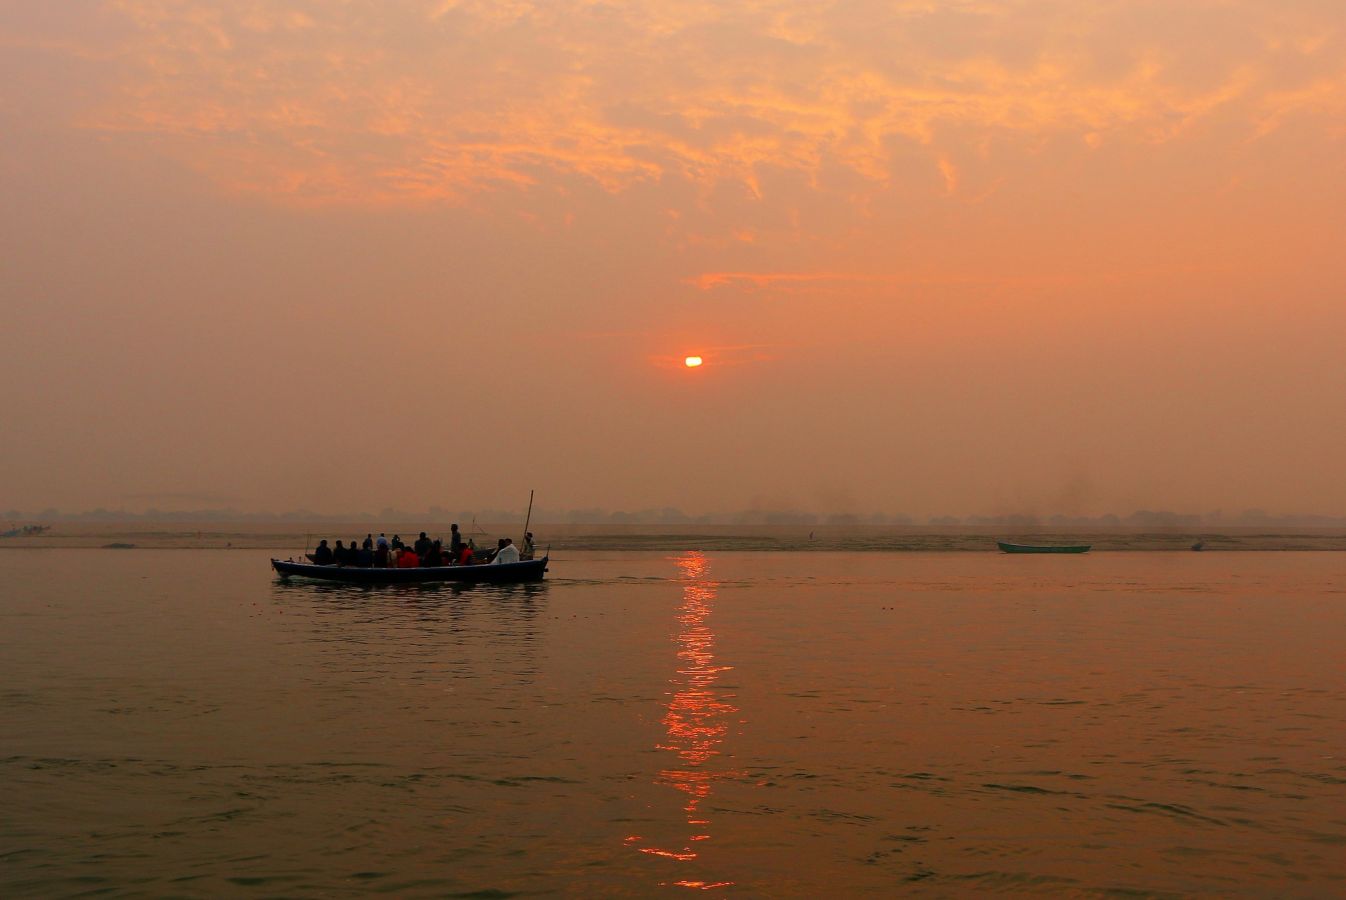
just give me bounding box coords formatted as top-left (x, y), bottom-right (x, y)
top-left (522, 490), bottom-right (534, 545)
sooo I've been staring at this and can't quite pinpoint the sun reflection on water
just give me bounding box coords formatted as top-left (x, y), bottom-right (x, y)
top-left (626, 552), bottom-right (740, 889)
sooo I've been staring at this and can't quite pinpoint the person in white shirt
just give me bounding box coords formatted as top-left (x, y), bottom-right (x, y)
top-left (491, 538), bottom-right (521, 565)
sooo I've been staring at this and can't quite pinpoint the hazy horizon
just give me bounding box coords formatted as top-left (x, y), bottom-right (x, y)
top-left (4, 2), bottom-right (1344, 517)
top-left (8, 503), bottom-right (1346, 529)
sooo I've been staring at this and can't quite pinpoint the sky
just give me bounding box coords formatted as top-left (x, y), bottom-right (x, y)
top-left (2, 1), bottom-right (1344, 518)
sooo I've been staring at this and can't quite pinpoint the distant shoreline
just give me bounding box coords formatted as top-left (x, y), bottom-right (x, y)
top-left (2, 522), bottom-right (1344, 553)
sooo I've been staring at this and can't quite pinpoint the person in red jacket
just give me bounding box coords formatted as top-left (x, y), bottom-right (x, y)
top-left (396, 547), bottom-right (420, 568)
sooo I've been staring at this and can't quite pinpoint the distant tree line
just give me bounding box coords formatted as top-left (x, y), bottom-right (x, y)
top-left (7, 506), bottom-right (1346, 527)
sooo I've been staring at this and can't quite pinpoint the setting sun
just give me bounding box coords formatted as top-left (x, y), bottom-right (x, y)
top-left (684, 356), bottom-right (703, 368)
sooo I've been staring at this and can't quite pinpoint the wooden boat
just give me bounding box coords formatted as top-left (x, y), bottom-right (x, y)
top-left (271, 556), bottom-right (548, 584)
top-left (997, 541), bottom-right (1091, 554)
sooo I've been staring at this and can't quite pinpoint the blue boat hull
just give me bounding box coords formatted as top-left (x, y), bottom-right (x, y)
top-left (272, 556), bottom-right (548, 584)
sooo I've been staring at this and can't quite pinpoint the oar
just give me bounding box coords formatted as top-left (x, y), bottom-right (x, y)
top-left (521, 490), bottom-right (534, 546)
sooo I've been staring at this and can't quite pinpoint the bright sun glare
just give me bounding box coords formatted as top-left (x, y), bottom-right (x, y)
top-left (684, 356), bottom-right (703, 368)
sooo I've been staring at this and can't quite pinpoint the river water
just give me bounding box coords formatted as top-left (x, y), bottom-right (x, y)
top-left (3, 550), bottom-right (1344, 896)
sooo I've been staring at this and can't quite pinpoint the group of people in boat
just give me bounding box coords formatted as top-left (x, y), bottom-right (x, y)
top-left (309, 525), bottom-right (536, 568)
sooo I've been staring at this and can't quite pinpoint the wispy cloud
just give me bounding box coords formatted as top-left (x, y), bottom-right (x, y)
top-left (686, 272), bottom-right (883, 291)
top-left (11, 0), bottom-right (1336, 207)
top-left (649, 342), bottom-right (782, 369)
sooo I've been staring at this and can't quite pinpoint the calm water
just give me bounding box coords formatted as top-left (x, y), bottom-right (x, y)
top-left (3, 550), bottom-right (1344, 897)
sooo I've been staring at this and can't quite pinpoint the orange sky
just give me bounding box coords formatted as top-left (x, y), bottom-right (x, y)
top-left (2, 1), bottom-right (1344, 517)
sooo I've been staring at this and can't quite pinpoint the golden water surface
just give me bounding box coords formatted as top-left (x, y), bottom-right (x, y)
top-left (3, 549), bottom-right (1344, 896)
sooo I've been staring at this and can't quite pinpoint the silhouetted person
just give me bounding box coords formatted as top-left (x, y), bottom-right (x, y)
top-left (449, 524), bottom-right (462, 555)
top-left (391, 534), bottom-right (404, 551)
top-left (414, 531), bottom-right (431, 557)
top-left (422, 539), bottom-right (445, 566)
top-left (362, 534), bottom-right (374, 551)
top-left (313, 539), bottom-right (334, 565)
top-left (356, 543), bottom-right (374, 567)
top-left (333, 540), bottom-right (347, 565)
top-left (521, 532), bottom-right (535, 560)
top-left (373, 541), bottom-right (392, 567)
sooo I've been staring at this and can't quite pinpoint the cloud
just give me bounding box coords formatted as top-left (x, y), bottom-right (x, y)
top-left (0, 0), bottom-right (1324, 209)
top-left (686, 271), bottom-right (882, 291)
top-left (649, 342), bottom-right (781, 369)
